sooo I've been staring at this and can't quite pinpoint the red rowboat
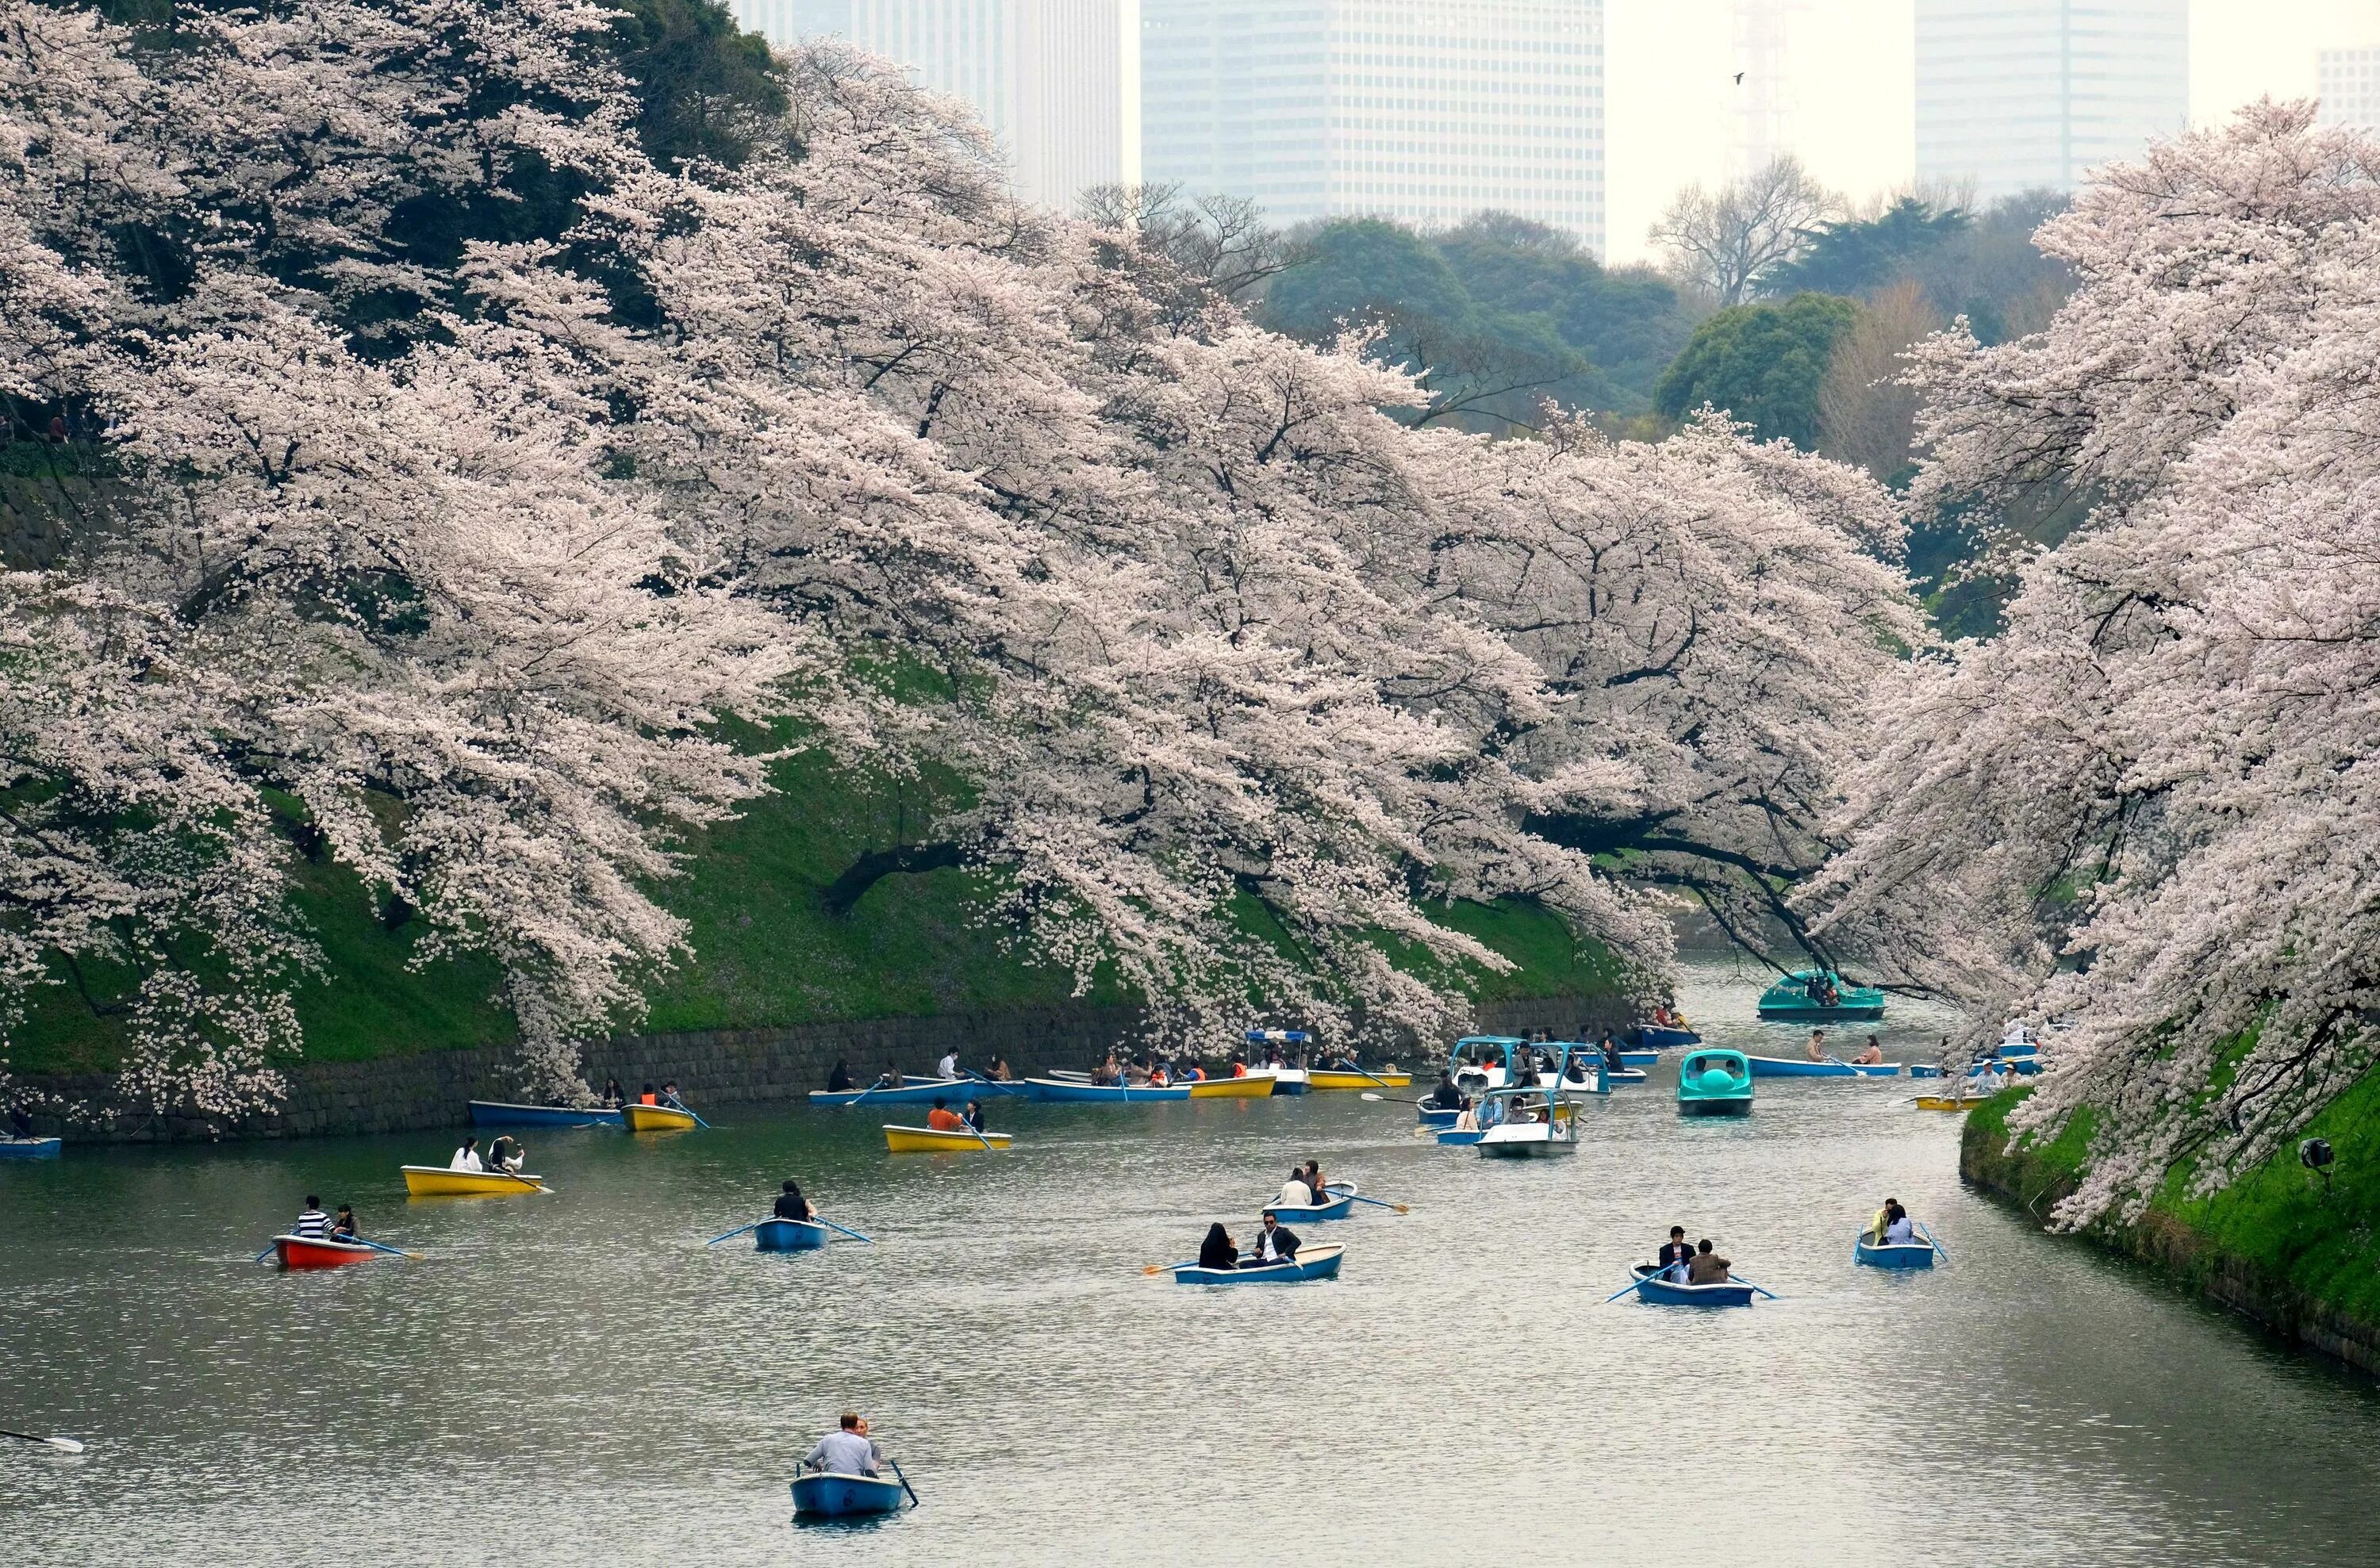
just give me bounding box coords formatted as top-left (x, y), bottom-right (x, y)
top-left (271, 1234), bottom-right (380, 1269)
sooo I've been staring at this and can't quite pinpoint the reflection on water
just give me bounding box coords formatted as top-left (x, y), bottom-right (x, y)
top-left (3, 953), bottom-right (2375, 1566)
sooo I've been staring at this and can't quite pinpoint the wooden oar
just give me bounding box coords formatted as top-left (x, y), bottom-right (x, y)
top-left (1917, 1221), bottom-right (1950, 1262)
top-left (0, 1428), bottom-right (83, 1455)
top-left (889, 1455), bottom-right (921, 1508)
top-left (813, 1216), bottom-right (873, 1244)
top-left (706, 1221), bottom-right (763, 1245)
top-left (663, 1094), bottom-right (712, 1129)
top-left (351, 1236), bottom-right (423, 1260)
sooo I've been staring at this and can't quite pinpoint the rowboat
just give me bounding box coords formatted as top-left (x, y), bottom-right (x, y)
top-left (271, 1234), bottom-right (381, 1269)
top-left (755, 1218), bottom-right (827, 1251)
top-left (808, 1078), bottom-right (1025, 1108)
top-left (0, 1136), bottom-right (61, 1160)
top-left (400, 1164), bottom-right (550, 1197)
top-left (468, 1100), bottom-right (622, 1129)
top-left (790, 1471), bottom-right (909, 1517)
top-left (1908, 1063), bottom-right (1943, 1078)
top-left (1678, 1049), bottom-right (1753, 1116)
top-left (1268, 1068), bottom-right (1309, 1095)
top-left (882, 1123), bottom-right (1012, 1152)
top-left (1417, 1102), bottom-right (1461, 1129)
top-left (1914, 1095), bottom-right (1985, 1113)
top-left (1603, 1068), bottom-right (1649, 1085)
top-left (1023, 1077), bottom-right (1190, 1102)
top-left (620, 1102), bottom-right (700, 1133)
top-left (1757, 969), bottom-right (1887, 1022)
top-left (1632, 1024), bottom-right (1701, 1049)
top-left (1745, 1056), bottom-right (1902, 1079)
top-left (1307, 1068), bottom-right (1411, 1091)
top-left (1172, 1241), bottom-right (1345, 1284)
top-left (1854, 1236), bottom-right (1937, 1269)
top-left (1185, 1072), bottom-right (1277, 1098)
top-left (1265, 1182), bottom-right (1358, 1222)
top-left (1624, 1274), bottom-right (1760, 1307)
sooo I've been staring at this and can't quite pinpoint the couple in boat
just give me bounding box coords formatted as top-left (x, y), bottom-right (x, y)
top-left (1864, 1198), bottom-right (1924, 1246)
top-left (1805, 1029), bottom-right (1887, 1065)
top-left (1646, 1225), bottom-right (1734, 1285)
top-left (1196, 1210), bottom-right (1302, 1271)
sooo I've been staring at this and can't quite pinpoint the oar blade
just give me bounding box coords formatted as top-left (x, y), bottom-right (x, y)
top-left (46, 1436), bottom-right (86, 1454)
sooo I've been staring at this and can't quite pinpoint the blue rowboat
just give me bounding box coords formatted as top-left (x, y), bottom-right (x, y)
top-left (1266, 1184), bottom-right (1356, 1222)
top-left (1756, 969), bottom-right (1887, 1022)
top-left (1633, 1026), bottom-right (1701, 1049)
top-left (1416, 1103), bottom-right (1460, 1129)
top-left (1745, 1056), bottom-right (1902, 1079)
top-left (468, 1100), bottom-right (624, 1129)
top-left (1434, 1127), bottom-right (1485, 1146)
top-left (808, 1078), bottom-right (1022, 1109)
top-left (1854, 1236), bottom-right (1937, 1269)
top-left (0, 1136), bottom-right (61, 1160)
top-left (790, 1471), bottom-right (908, 1517)
top-left (1618, 1050), bottom-right (1658, 1069)
top-left (1679, 1050), bottom-right (1753, 1116)
top-left (1599, 1068), bottom-right (1649, 1085)
top-left (1908, 1063), bottom-right (1943, 1079)
top-left (755, 1219), bottom-right (827, 1252)
top-left (1173, 1242), bottom-right (1344, 1284)
top-left (1626, 1274), bottom-right (1759, 1307)
top-left (1022, 1077), bottom-right (1190, 1103)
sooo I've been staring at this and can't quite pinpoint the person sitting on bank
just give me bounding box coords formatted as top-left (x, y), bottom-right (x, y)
top-left (294, 1195), bottom-right (330, 1238)
top-left (450, 1137), bottom-right (485, 1172)
top-left (1430, 1072), bottom-right (1468, 1111)
top-left (1276, 1167), bottom-right (1314, 1208)
top-left (926, 1097), bottom-right (966, 1133)
top-left (803, 1411), bottom-right (881, 1477)
top-left (328, 1204), bottom-right (359, 1242)
top-left (827, 1059), bottom-right (854, 1093)
top-left (1686, 1239), bottom-right (1732, 1286)
top-left (1247, 1210), bottom-right (1301, 1266)
top-left (962, 1099), bottom-right (987, 1133)
top-left (774, 1180), bottom-right (814, 1222)
top-left (1198, 1221), bottom-right (1238, 1271)
top-left (1657, 1225), bottom-right (1693, 1282)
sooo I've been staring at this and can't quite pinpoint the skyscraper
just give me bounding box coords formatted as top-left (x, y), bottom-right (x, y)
top-left (1139, 0), bottom-right (1604, 251)
top-left (1914, 0), bottom-right (2187, 202)
top-left (2318, 46), bottom-right (2380, 134)
top-left (731, 1), bottom-right (1139, 210)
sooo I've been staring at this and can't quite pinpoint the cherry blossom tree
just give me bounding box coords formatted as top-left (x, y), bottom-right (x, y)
top-left (1809, 102), bottom-right (2380, 1223)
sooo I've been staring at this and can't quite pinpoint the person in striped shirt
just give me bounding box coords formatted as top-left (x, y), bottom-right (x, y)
top-left (293, 1196), bottom-right (329, 1239)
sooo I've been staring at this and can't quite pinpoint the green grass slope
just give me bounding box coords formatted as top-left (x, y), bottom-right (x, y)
top-left (8, 754), bottom-right (1619, 1076)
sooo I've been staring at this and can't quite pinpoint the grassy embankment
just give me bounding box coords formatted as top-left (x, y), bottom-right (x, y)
top-left (10, 752), bottom-right (1617, 1077)
top-left (1965, 1079), bottom-right (2380, 1360)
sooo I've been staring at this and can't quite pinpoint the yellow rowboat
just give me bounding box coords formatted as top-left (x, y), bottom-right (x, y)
top-left (1184, 1073), bottom-right (1278, 1098)
top-left (1914, 1096), bottom-right (1986, 1113)
top-left (883, 1124), bottom-right (1013, 1153)
top-left (620, 1102), bottom-right (700, 1133)
top-left (400, 1164), bottom-right (551, 1197)
top-left (1307, 1068), bottom-right (1412, 1091)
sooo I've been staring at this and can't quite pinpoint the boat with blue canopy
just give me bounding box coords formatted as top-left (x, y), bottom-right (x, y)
top-left (1447, 1036), bottom-right (1611, 1097)
top-left (1171, 1241), bottom-right (1345, 1284)
top-left (1245, 1030), bottom-right (1311, 1094)
top-left (791, 1470), bottom-right (910, 1518)
top-left (1678, 1049), bottom-right (1753, 1116)
top-left (468, 1100), bottom-right (624, 1129)
top-left (1756, 968), bottom-right (1886, 1022)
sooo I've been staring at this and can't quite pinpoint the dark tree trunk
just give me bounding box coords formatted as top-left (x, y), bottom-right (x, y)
top-left (820, 842), bottom-right (963, 917)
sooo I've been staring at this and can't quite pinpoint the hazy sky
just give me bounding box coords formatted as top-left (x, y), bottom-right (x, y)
top-left (1606, 0), bottom-right (2380, 264)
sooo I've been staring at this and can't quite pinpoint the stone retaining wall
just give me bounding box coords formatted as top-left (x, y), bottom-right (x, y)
top-left (22, 992), bottom-right (1630, 1143)
top-left (1960, 1109), bottom-right (2380, 1377)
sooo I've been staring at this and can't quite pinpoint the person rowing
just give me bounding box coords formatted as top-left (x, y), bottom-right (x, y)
top-left (774, 1179), bottom-right (814, 1222)
top-left (449, 1137), bottom-right (485, 1172)
top-left (1806, 1029), bottom-right (1829, 1061)
top-left (1686, 1239), bottom-right (1732, 1285)
top-left (1197, 1221), bottom-right (1238, 1271)
top-left (1247, 1210), bottom-right (1301, 1267)
top-left (937, 1047), bottom-right (959, 1081)
top-left (487, 1135), bottom-right (527, 1174)
top-left (1429, 1071), bottom-right (1468, 1111)
top-left (1656, 1225), bottom-right (1693, 1282)
top-left (802, 1410), bottom-right (882, 1477)
top-left (925, 1097), bottom-right (967, 1134)
top-left (1302, 1160), bottom-right (1328, 1203)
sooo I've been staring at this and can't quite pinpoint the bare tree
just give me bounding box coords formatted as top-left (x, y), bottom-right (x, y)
top-left (1649, 155), bottom-right (1836, 306)
top-left (1818, 279), bottom-right (1939, 483)
top-left (1078, 182), bottom-right (1296, 320)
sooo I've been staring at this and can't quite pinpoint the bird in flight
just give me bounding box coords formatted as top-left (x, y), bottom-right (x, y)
top-left (1733, 71), bottom-right (1745, 84)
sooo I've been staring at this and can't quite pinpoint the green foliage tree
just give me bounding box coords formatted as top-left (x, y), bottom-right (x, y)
top-left (1760, 197), bottom-right (1971, 298)
top-left (1653, 292), bottom-right (1858, 450)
